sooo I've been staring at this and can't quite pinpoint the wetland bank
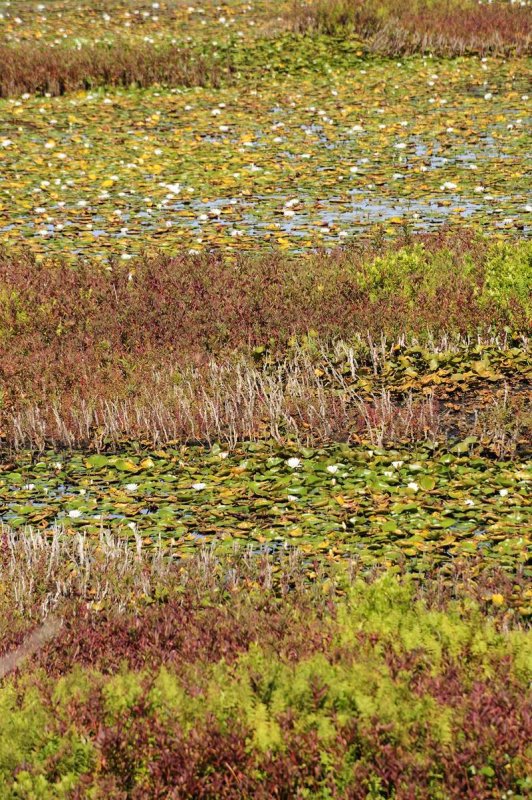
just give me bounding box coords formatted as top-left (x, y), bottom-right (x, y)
top-left (0, 1), bottom-right (530, 797)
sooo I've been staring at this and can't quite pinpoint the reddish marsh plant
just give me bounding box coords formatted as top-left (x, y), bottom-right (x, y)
top-left (0, 41), bottom-right (227, 98)
top-left (293, 0), bottom-right (532, 56)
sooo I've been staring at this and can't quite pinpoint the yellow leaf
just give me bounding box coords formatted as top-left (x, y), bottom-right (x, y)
top-left (289, 527), bottom-right (304, 537)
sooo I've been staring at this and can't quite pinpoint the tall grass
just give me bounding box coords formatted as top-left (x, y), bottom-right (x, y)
top-left (3, 354), bottom-right (441, 450)
top-left (292, 0), bottom-right (532, 56)
top-left (0, 41), bottom-right (228, 98)
top-left (5, 347), bottom-right (531, 452)
top-left (1, 525), bottom-right (527, 627)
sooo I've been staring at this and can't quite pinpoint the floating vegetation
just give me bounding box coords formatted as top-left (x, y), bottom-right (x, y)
top-left (0, 0), bottom-right (288, 47)
top-left (1, 443), bottom-right (529, 587)
top-left (0, 52), bottom-right (530, 256)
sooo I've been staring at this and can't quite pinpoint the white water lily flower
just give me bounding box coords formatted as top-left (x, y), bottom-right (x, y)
top-left (23, 484), bottom-right (35, 490)
top-left (327, 464), bottom-right (342, 474)
top-left (383, 471), bottom-right (393, 478)
top-left (287, 457), bottom-right (301, 469)
top-left (192, 482), bottom-right (207, 491)
top-left (392, 461), bottom-right (404, 469)
top-left (68, 509), bottom-right (82, 518)
top-left (499, 489), bottom-right (509, 497)
top-left (407, 482), bottom-right (419, 492)
top-left (287, 495), bottom-right (299, 502)
top-left (440, 181), bottom-right (457, 190)
top-left (464, 499), bottom-right (475, 506)
top-left (1, 139), bottom-right (13, 147)
top-left (219, 451), bottom-right (229, 459)
top-left (125, 483), bottom-right (138, 492)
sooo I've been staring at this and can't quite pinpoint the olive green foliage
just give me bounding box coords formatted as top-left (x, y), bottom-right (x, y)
top-left (358, 239), bottom-right (531, 312)
top-left (0, 681), bottom-right (93, 798)
top-left (484, 242), bottom-right (532, 316)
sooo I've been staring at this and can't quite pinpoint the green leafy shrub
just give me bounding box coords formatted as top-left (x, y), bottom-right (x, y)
top-left (483, 241), bottom-right (532, 316)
